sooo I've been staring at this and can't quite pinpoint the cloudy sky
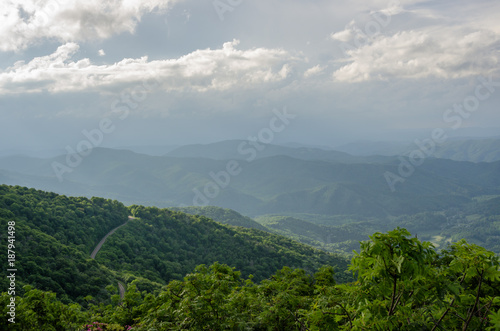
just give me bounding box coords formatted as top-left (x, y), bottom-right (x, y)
top-left (0, 0), bottom-right (499, 153)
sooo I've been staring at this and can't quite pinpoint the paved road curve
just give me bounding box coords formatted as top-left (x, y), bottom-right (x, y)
top-left (90, 216), bottom-right (134, 259)
top-left (90, 216), bottom-right (135, 299)
top-left (118, 282), bottom-right (126, 299)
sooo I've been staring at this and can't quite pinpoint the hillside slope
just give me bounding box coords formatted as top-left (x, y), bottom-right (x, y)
top-left (0, 185), bottom-right (127, 303)
top-left (103, 204), bottom-right (350, 283)
top-left (172, 205), bottom-right (268, 231)
top-left (0, 185), bottom-right (350, 304)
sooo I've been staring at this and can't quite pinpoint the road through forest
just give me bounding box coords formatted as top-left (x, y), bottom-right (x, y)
top-left (90, 216), bottom-right (135, 299)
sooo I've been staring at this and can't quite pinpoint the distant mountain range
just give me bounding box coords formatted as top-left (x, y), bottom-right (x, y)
top-left (430, 138), bottom-right (500, 162)
top-left (333, 140), bottom-right (409, 156)
top-left (335, 137), bottom-right (500, 162)
top-left (166, 139), bottom-right (361, 162)
top-left (2, 136), bottom-right (499, 161)
top-left (1, 140), bottom-right (499, 218)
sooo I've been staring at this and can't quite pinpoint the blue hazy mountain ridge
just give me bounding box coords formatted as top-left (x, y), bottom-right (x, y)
top-left (0, 143), bottom-right (499, 218)
top-left (116, 144), bottom-right (180, 156)
top-left (429, 138), bottom-right (500, 162)
top-left (165, 139), bottom-right (389, 163)
top-left (335, 137), bottom-right (500, 162)
top-left (334, 141), bottom-right (409, 156)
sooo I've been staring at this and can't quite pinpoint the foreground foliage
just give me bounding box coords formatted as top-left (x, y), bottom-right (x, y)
top-left (2, 228), bottom-right (499, 330)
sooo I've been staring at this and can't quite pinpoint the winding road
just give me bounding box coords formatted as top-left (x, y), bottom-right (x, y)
top-left (117, 282), bottom-right (126, 299)
top-left (90, 216), bottom-right (134, 259)
top-left (90, 216), bottom-right (135, 299)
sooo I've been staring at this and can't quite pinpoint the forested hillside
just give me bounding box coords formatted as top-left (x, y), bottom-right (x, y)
top-left (0, 185), bottom-right (128, 303)
top-left (97, 204), bottom-right (349, 285)
top-left (172, 205), bottom-right (268, 231)
top-left (0, 185), bottom-right (349, 306)
top-left (1, 227), bottom-right (499, 330)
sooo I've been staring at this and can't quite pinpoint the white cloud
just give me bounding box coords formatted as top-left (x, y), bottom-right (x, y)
top-left (0, 0), bottom-right (181, 52)
top-left (0, 40), bottom-right (302, 94)
top-left (333, 27), bottom-right (500, 82)
top-left (98, 49), bottom-right (105, 56)
top-left (330, 0), bottom-right (500, 82)
top-left (304, 65), bottom-right (326, 78)
top-left (330, 28), bottom-right (355, 43)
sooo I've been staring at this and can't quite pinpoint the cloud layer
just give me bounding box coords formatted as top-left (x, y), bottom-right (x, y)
top-left (0, 0), bottom-right (180, 52)
top-left (330, 0), bottom-right (500, 82)
top-left (0, 40), bottom-right (299, 94)
top-left (1, 0), bottom-right (499, 151)
top-left (333, 28), bottom-right (500, 82)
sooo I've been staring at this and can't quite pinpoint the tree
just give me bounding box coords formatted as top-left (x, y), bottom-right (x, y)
top-left (349, 227), bottom-right (436, 329)
top-left (431, 240), bottom-right (500, 331)
top-left (0, 285), bottom-right (86, 331)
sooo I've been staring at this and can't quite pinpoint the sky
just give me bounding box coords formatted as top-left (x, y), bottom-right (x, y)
top-left (0, 0), bottom-right (499, 153)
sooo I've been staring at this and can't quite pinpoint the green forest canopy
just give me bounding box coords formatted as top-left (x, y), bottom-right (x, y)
top-left (1, 185), bottom-right (499, 329)
top-left (0, 185), bottom-right (348, 305)
top-left (1, 228), bottom-right (499, 330)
